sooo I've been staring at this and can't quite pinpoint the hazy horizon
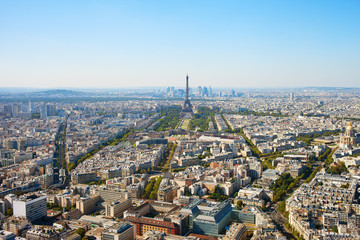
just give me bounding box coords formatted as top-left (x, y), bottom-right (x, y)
top-left (1, 86), bottom-right (359, 95)
top-left (1, 1), bottom-right (359, 88)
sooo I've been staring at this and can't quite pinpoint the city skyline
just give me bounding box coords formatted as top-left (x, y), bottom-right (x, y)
top-left (1, 0), bottom-right (359, 89)
top-left (1, 2), bottom-right (360, 237)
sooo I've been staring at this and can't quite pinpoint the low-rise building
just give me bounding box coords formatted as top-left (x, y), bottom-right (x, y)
top-left (101, 221), bottom-right (135, 240)
top-left (222, 223), bottom-right (247, 240)
top-left (76, 195), bottom-right (100, 215)
top-left (125, 216), bottom-right (179, 236)
top-left (0, 230), bottom-right (16, 240)
top-left (180, 199), bottom-right (232, 237)
top-left (104, 199), bottom-right (132, 218)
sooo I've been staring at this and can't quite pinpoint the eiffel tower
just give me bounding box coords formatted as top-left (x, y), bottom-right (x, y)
top-left (181, 74), bottom-right (193, 115)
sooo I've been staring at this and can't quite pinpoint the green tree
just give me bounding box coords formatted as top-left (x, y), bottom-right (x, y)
top-left (142, 177), bottom-right (162, 199)
top-left (331, 225), bottom-right (338, 233)
top-left (149, 191), bottom-right (157, 200)
top-left (155, 106), bottom-right (182, 131)
top-left (188, 107), bottom-right (217, 131)
top-left (236, 200), bottom-right (244, 210)
top-left (285, 222), bottom-right (291, 230)
top-left (278, 201), bottom-right (286, 214)
top-left (75, 228), bottom-right (86, 238)
top-left (271, 172), bottom-right (295, 202)
top-left (67, 163), bottom-right (75, 172)
top-left (328, 161), bottom-right (348, 175)
top-left (6, 208), bottom-right (13, 216)
top-left (209, 186), bottom-right (228, 201)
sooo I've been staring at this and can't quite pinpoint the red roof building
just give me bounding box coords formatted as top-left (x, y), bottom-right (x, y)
top-left (125, 216), bottom-right (179, 236)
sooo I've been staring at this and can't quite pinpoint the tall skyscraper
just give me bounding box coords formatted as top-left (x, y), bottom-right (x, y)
top-left (3, 105), bottom-right (12, 118)
top-left (197, 86), bottom-right (202, 96)
top-left (46, 104), bottom-right (56, 116)
top-left (40, 104), bottom-right (56, 118)
top-left (28, 100), bottom-right (32, 113)
top-left (231, 89), bottom-right (236, 97)
top-left (12, 104), bottom-right (19, 118)
top-left (40, 104), bottom-right (47, 118)
top-left (203, 86), bottom-right (208, 97)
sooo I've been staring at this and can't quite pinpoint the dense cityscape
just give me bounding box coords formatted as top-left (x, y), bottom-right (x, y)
top-left (0, 77), bottom-right (360, 240)
top-left (1, 0), bottom-right (359, 239)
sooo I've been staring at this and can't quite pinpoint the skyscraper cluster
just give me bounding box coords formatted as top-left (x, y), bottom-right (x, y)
top-left (197, 86), bottom-right (212, 97)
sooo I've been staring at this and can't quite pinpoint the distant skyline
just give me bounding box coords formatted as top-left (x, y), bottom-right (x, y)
top-left (0, 1), bottom-right (359, 88)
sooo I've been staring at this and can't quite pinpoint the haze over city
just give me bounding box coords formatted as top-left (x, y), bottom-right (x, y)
top-left (1, 0), bottom-right (359, 89)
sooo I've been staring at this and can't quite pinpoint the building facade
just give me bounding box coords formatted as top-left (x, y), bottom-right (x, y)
top-left (340, 122), bottom-right (357, 147)
top-left (104, 199), bottom-right (132, 218)
top-left (13, 195), bottom-right (47, 222)
top-left (125, 216), bottom-right (179, 236)
top-left (76, 195), bottom-right (100, 215)
top-left (101, 222), bottom-right (135, 240)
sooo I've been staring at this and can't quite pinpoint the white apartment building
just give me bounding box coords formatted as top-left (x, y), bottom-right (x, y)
top-left (13, 195), bottom-right (47, 221)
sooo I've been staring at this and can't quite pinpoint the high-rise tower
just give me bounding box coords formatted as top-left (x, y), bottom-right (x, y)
top-left (186, 75), bottom-right (189, 101)
top-left (182, 74), bottom-right (193, 115)
top-left (290, 92), bottom-right (294, 102)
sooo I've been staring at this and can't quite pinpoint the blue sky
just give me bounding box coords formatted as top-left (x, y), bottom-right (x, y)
top-left (0, 1), bottom-right (359, 88)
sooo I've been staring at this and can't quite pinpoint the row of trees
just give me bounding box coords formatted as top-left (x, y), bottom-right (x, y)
top-left (68, 128), bottom-right (133, 172)
top-left (189, 107), bottom-right (217, 131)
top-left (220, 114), bottom-right (234, 132)
top-left (271, 173), bottom-right (295, 202)
top-left (318, 147), bottom-right (331, 161)
top-left (142, 176), bottom-right (163, 200)
top-left (238, 130), bottom-right (341, 172)
top-left (262, 152), bottom-right (285, 170)
top-left (272, 164), bottom-right (315, 203)
top-left (324, 147), bottom-right (338, 167)
top-left (237, 130), bottom-right (288, 170)
top-left (304, 165), bottom-right (322, 183)
top-left (238, 132), bottom-right (262, 157)
top-left (296, 130), bottom-right (342, 146)
top-left (158, 142), bottom-right (173, 169)
top-left (160, 143), bottom-right (177, 172)
top-left (155, 106), bottom-right (182, 131)
top-left (208, 186), bottom-right (230, 202)
top-left (322, 146), bottom-right (348, 175)
top-left (54, 121), bottom-right (67, 170)
top-left (276, 146), bottom-right (345, 239)
top-left (226, 108), bottom-right (288, 118)
top-left (278, 164), bottom-right (322, 217)
top-left (47, 202), bottom-right (74, 212)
